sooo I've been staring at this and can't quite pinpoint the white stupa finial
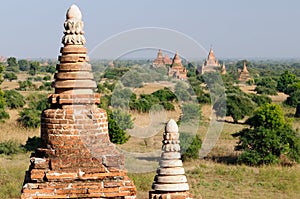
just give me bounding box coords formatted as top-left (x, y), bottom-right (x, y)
top-left (66, 4), bottom-right (82, 20)
top-left (62, 4), bottom-right (86, 45)
top-left (165, 119), bottom-right (178, 133)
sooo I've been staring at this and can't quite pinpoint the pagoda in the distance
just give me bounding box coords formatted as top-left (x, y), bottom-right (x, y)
top-left (199, 48), bottom-right (223, 74)
top-left (168, 51), bottom-right (188, 80)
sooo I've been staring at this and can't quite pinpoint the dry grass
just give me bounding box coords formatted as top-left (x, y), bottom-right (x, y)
top-left (0, 109), bottom-right (39, 144)
top-left (0, 82), bottom-right (299, 198)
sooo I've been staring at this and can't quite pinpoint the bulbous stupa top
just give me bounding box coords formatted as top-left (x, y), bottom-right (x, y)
top-left (165, 119), bottom-right (178, 133)
top-left (62, 4), bottom-right (86, 45)
top-left (66, 4), bottom-right (82, 20)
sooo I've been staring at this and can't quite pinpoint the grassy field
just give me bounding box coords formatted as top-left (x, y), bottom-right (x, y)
top-left (0, 84), bottom-right (299, 198)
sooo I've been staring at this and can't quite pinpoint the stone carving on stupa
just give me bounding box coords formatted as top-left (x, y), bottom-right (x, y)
top-left (149, 119), bottom-right (193, 199)
top-left (21, 5), bottom-right (136, 199)
top-left (168, 51), bottom-right (188, 80)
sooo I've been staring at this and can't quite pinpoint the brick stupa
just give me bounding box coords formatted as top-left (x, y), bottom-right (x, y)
top-left (149, 119), bottom-right (193, 199)
top-left (168, 52), bottom-right (187, 80)
top-left (21, 5), bottom-right (136, 199)
top-left (238, 61), bottom-right (251, 83)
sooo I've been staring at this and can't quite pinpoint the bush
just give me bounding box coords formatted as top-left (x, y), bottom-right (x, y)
top-left (181, 103), bottom-right (201, 123)
top-left (22, 136), bottom-right (42, 151)
top-left (233, 104), bottom-right (300, 166)
top-left (181, 134), bottom-right (202, 161)
top-left (18, 93), bottom-right (50, 128)
top-left (18, 108), bottom-right (41, 128)
top-left (0, 140), bottom-right (23, 155)
top-left (4, 90), bottom-right (25, 109)
top-left (107, 109), bottom-right (130, 144)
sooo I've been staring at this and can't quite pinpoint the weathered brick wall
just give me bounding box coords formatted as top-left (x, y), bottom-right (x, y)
top-left (21, 106), bottom-right (136, 198)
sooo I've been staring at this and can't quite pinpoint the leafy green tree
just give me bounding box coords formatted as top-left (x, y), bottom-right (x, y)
top-left (225, 94), bottom-right (255, 123)
top-left (28, 61), bottom-right (41, 76)
top-left (284, 82), bottom-right (300, 107)
top-left (277, 71), bottom-right (297, 93)
top-left (18, 59), bottom-right (30, 71)
top-left (0, 65), bottom-right (9, 122)
top-left (17, 80), bottom-right (37, 91)
top-left (233, 103), bottom-right (300, 165)
top-left (255, 77), bottom-right (277, 95)
top-left (4, 90), bottom-right (25, 109)
top-left (181, 134), bottom-right (202, 161)
top-left (4, 72), bottom-right (17, 81)
top-left (107, 109), bottom-right (130, 144)
top-left (6, 57), bottom-right (19, 72)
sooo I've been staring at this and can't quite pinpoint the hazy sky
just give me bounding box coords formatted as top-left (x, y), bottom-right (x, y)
top-left (1, 0), bottom-right (300, 59)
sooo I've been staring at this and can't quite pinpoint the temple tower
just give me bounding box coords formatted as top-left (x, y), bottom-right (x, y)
top-left (152, 49), bottom-right (172, 67)
top-left (168, 51), bottom-right (188, 80)
top-left (149, 119), bottom-right (193, 199)
top-left (21, 5), bottom-right (136, 198)
top-left (199, 47), bottom-right (222, 74)
top-left (238, 61), bottom-right (251, 83)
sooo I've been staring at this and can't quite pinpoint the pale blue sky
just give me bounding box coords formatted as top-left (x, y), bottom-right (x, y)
top-left (1, 0), bottom-right (300, 59)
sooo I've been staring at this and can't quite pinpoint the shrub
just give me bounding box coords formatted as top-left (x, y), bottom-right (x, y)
top-left (18, 93), bottom-right (50, 128)
top-left (0, 140), bottom-right (23, 155)
top-left (22, 136), bottom-right (42, 151)
top-left (233, 104), bottom-right (300, 166)
top-left (4, 90), bottom-right (25, 109)
top-left (107, 109), bottom-right (130, 144)
top-left (180, 133), bottom-right (202, 161)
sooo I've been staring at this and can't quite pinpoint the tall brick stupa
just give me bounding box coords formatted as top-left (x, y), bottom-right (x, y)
top-left (21, 5), bottom-right (136, 199)
top-left (149, 119), bottom-right (193, 199)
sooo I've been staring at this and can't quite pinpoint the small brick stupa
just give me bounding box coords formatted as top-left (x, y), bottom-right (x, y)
top-left (21, 5), bottom-right (136, 199)
top-left (149, 119), bottom-right (193, 199)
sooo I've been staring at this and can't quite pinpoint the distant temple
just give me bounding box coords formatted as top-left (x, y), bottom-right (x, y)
top-left (199, 48), bottom-right (224, 74)
top-left (168, 51), bottom-right (188, 80)
top-left (238, 61), bottom-right (251, 83)
top-left (152, 49), bottom-right (172, 67)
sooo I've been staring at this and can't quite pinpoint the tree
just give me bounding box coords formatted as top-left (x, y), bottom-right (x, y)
top-left (233, 103), bottom-right (300, 165)
top-left (28, 61), bottom-right (41, 76)
top-left (284, 82), bottom-right (300, 107)
top-left (6, 57), bottom-right (19, 72)
top-left (255, 77), bottom-right (277, 95)
top-left (277, 71), bottom-right (297, 93)
top-left (107, 109), bottom-right (130, 144)
top-left (4, 90), bottom-right (25, 109)
top-left (225, 94), bottom-right (255, 123)
top-left (18, 59), bottom-right (30, 71)
top-left (3, 72), bottom-right (17, 81)
top-left (0, 65), bottom-right (9, 122)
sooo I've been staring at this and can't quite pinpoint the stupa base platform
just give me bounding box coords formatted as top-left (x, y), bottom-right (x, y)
top-left (149, 191), bottom-right (194, 199)
top-left (21, 170), bottom-right (136, 199)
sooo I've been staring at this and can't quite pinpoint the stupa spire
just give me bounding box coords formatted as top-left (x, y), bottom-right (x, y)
top-left (149, 119), bottom-right (193, 198)
top-left (243, 61), bottom-right (249, 73)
